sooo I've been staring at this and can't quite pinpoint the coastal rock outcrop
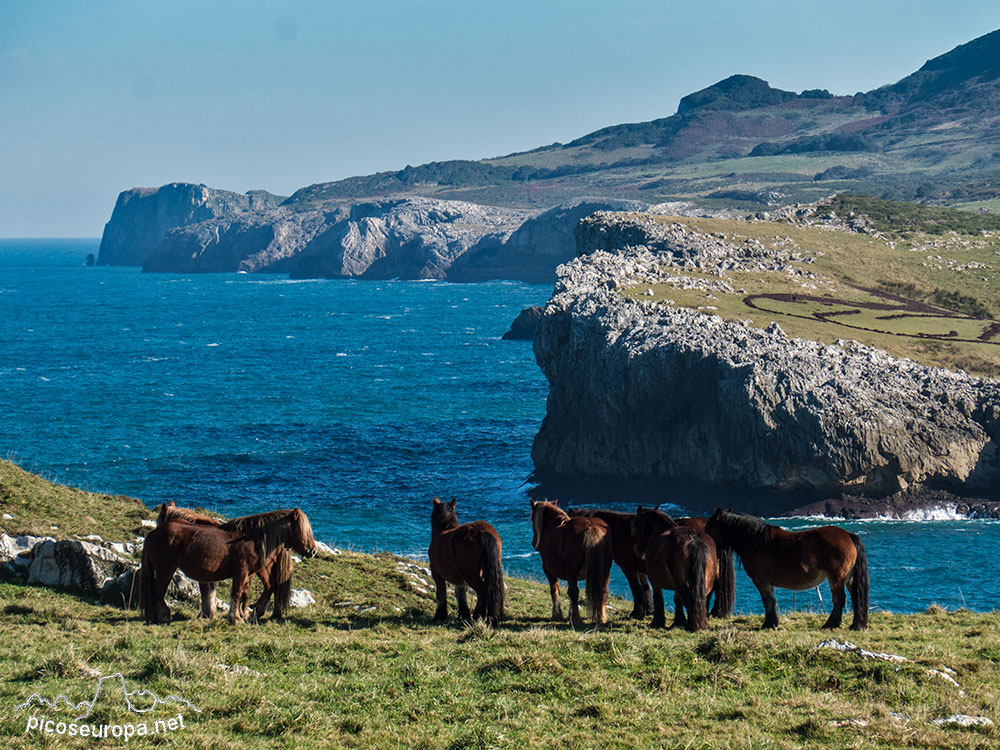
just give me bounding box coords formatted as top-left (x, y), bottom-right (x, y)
top-left (531, 213), bottom-right (1000, 514)
top-left (97, 183), bottom-right (284, 267)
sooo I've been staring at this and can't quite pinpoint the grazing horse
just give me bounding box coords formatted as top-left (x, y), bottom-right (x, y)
top-left (631, 506), bottom-right (717, 631)
top-left (141, 508), bottom-right (316, 625)
top-left (568, 508), bottom-right (735, 619)
top-left (530, 499), bottom-right (613, 628)
top-left (428, 498), bottom-right (504, 626)
top-left (706, 508), bottom-right (869, 631)
top-left (155, 502), bottom-right (294, 621)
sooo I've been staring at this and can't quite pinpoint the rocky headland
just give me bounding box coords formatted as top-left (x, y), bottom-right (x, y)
top-left (97, 185), bottom-right (654, 282)
top-left (530, 212), bottom-right (1000, 517)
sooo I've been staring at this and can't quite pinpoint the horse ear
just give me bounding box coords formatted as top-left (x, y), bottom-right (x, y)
top-left (169, 500), bottom-right (176, 507)
top-left (637, 505), bottom-right (644, 514)
top-left (552, 498), bottom-right (559, 507)
top-left (433, 497), bottom-right (441, 505)
top-left (726, 507), bottom-right (733, 513)
top-left (654, 503), bottom-right (661, 511)
top-left (449, 498), bottom-right (457, 509)
top-left (529, 498), bottom-right (536, 508)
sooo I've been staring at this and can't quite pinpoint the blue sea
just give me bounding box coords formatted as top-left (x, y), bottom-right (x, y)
top-left (2, 238), bottom-right (997, 616)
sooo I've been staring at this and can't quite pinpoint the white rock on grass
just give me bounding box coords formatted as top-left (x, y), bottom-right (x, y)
top-left (931, 715), bottom-right (994, 729)
top-left (289, 589), bottom-right (316, 608)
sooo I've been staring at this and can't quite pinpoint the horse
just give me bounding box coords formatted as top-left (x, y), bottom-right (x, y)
top-left (568, 507), bottom-right (735, 619)
top-left (428, 498), bottom-right (504, 626)
top-left (705, 508), bottom-right (869, 630)
top-left (140, 507), bottom-right (316, 624)
top-left (631, 506), bottom-right (717, 631)
top-left (529, 499), bottom-right (613, 628)
top-left (155, 502), bottom-right (294, 621)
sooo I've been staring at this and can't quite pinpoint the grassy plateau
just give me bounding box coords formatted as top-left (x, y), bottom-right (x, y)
top-left (1, 459), bottom-right (998, 748)
top-left (620, 198), bottom-right (1000, 377)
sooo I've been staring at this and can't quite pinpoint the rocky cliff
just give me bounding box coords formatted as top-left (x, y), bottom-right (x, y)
top-left (100, 185), bottom-right (655, 281)
top-left (97, 183), bottom-right (284, 267)
top-left (531, 213), bottom-right (1000, 515)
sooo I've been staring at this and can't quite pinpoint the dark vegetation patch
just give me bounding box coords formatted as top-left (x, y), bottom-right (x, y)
top-left (817, 194), bottom-right (1000, 236)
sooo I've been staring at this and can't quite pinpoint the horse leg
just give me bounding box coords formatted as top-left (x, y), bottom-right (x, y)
top-left (822, 579), bottom-right (846, 629)
top-left (227, 569), bottom-right (250, 625)
top-left (432, 571), bottom-right (448, 621)
top-left (545, 570), bottom-right (563, 621)
top-left (567, 578), bottom-right (583, 629)
top-left (250, 567), bottom-right (272, 621)
top-left (639, 572), bottom-right (653, 616)
top-left (455, 586), bottom-right (472, 624)
top-left (199, 582), bottom-right (217, 619)
top-left (153, 565), bottom-right (176, 624)
top-left (650, 587), bottom-right (666, 629)
top-left (754, 580), bottom-right (779, 629)
top-left (624, 569), bottom-right (649, 618)
top-left (671, 590), bottom-right (687, 630)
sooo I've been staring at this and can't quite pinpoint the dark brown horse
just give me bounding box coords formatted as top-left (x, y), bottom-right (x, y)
top-left (141, 507), bottom-right (316, 624)
top-left (568, 508), bottom-right (735, 619)
top-left (632, 506), bottom-right (717, 631)
top-left (155, 502), bottom-right (294, 621)
top-left (428, 498), bottom-right (504, 626)
top-left (530, 499), bottom-right (613, 628)
top-left (706, 508), bottom-right (869, 630)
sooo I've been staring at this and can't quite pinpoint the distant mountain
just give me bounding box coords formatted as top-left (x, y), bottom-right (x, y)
top-left (97, 29), bottom-right (1000, 277)
top-left (285, 28), bottom-right (1000, 210)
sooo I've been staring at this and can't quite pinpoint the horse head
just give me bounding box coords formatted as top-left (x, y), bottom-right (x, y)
top-left (431, 497), bottom-right (459, 532)
top-left (290, 508), bottom-right (317, 558)
top-left (529, 499), bottom-right (562, 551)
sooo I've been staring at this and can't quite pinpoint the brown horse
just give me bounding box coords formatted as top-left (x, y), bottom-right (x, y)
top-left (568, 508), bottom-right (735, 619)
top-left (428, 498), bottom-right (504, 626)
top-left (141, 507), bottom-right (316, 624)
top-left (530, 499), bottom-right (612, 628)
top-left (706, 508), bottom-right (869, 630)
top-left (632, 506), bottom-right (717, 631)
top-left (155, 502), bottom-right (294, 621)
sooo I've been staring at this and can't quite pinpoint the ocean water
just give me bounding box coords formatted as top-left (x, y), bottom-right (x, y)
top-left (2, 238), bottom-right (997, 616)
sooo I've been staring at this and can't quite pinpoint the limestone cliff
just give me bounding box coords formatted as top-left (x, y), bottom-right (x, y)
top-left (97, 183), bottom-right (284, 267)
top-left (531, 214), bottom-right (1000, 514)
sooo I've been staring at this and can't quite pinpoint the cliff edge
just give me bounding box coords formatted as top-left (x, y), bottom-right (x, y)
top-left (531, 213), bottom-right (1000, 515)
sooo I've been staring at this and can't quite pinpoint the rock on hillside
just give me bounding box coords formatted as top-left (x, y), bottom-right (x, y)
top-left (531, 213), bottom-right (1000, 514)
top-left (97, 183), bottom-right (284, 266)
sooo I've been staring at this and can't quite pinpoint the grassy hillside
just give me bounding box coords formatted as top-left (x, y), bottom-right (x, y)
top-left (2, 460), bottom-right (999, 748)
top-left (620, 201), bottom-right (1000, 377)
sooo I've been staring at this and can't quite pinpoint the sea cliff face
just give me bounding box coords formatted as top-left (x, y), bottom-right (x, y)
top-left (96, 183), bottom-right (284, 267)
top-left (531, 213), bottom-right (1000, 514)
top-left (98, 184), bottom-right (649, 282)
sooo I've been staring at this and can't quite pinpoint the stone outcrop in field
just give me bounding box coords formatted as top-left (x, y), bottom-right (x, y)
top-left (531, 213), bottom-right (1000, 514)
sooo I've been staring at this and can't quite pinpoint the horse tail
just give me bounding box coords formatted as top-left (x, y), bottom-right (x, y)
top-left (272, 547), bottom-right (293, 619)
top-left (711, 545), bottom-right (735, 618)
top-left (139, 538), bottom-right (155, 624)
top-left (478, 532), bottom-right (505, 626)
top-left (585, 528), bottom-right (610, 624)
top-left (848, 533), bottom-right (869, 630)
top-left (687, 537), bottom-right (709, 631)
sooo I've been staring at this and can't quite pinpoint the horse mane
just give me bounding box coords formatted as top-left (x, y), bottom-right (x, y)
top-left (220, 509), bottom-right (300, 558)
top-left (568, 508), bottom-right (633, 520)
top-left (157, 503), bottom-right (221, 527)
top-left (643, 507), bottom-right (677, 527)
top-left (719, 511), bottom-right (775, 545)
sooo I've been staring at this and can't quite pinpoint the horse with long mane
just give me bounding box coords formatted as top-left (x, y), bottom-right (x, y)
top-left (155, 502), bottom-right (294, 621)
top-left (631, 506), bottom-right (717, 631)
top-left (428, 498), bottom-right (504, 626)
top-left (705, 508), bottom-right (869, 630)
top-left (530, 499), bottom-right (613, 627)
top-left (568, 507), bottom-right (735, 619)
top-left (141, 507), bottom-right (316, 624)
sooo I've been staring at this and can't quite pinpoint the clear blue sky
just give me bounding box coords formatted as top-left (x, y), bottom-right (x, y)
top-left (2, 0), bottom-right (999, 236)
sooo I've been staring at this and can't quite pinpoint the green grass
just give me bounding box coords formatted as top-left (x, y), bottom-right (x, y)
top-left (618, 214), bottom-right (1000, 376)
top-left (2, 460), bottom-right (1000, 747)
